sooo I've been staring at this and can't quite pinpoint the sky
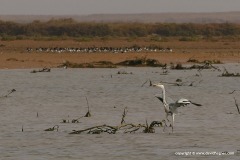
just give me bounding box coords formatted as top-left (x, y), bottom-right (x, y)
top-left (1, 0), bottom-right (240, 15)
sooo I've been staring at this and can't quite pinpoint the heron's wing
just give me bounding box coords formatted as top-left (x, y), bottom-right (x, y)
top-left (165, 95), bottom-right (175, 104)
top-left (169, 103), bottom-right (179, 114)
top-left (155, 94), bottom-right (175, 104)
top-left (177, 99), bottom-right (202, 107)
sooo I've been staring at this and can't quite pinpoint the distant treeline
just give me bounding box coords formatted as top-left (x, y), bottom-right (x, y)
top-left (0, 18), bottom-right (240, 39)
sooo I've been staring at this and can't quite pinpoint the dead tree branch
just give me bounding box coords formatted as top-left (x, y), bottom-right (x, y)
top-left (229, 90), bottom-right (240, 94)
top-left (69, 125), bottom-right (118, 134)
top-left (234, 97), bottom-right (240, 114)
top-left (1, 89), bottom-right (16, 98)
top-left (44, 125), bottom-right (59, 131)
top-left (121, 107), bottom-right (128, 125)
top-left (84, 96), bottom-right (91, 117)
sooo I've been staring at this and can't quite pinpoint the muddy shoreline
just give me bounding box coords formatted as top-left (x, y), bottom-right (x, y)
top-left (0, 39), bottom-right (240, 69)
top-left (0, 52), bottom-right (239, 69)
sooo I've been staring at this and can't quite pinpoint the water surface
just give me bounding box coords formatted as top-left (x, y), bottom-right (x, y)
top-left (1, 64), bottom-right (240, 159)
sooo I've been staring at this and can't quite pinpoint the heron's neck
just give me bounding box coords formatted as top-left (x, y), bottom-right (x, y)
top-left (161, 86), bottom-right (169, 112)
top-left (162, 86), bottom-right (167, 105)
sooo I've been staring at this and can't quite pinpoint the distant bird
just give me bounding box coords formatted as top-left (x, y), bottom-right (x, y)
top-left (152, 83), bottom-right (201, 132)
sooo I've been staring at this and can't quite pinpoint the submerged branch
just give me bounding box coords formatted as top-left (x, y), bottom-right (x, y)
top-left (84, 96), bottom-right (91, 117)
top-left (69, 119), bottom-right (167, 134)
top-left (120, 107), bottom-right (128, 125)
top-left (1, 89), bottom-right (16, 98)
top-left (234, 97), bottom-right (240, 114)
top-left (69, 124), bottom-right (118, 134)
top-left (31, 67), bottom-right (51, 73)
top-left (229, 90), bottom-right (240, 94)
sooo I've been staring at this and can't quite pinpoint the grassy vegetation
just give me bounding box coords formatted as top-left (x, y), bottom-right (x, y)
top-left (1, 18), bottom-right (240, 41)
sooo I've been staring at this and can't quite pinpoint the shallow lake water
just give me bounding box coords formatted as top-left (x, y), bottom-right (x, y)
top-left (1, 64), bottom-right (240, 160)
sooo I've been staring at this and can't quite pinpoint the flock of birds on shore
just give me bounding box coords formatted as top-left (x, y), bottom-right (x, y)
top-left (26, 46), bottom-right (173, 53)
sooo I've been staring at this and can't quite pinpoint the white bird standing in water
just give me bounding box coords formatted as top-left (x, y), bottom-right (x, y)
top-left (152, 83), bottom-right (202, 132)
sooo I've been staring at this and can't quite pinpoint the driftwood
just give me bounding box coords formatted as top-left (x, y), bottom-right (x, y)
top-left (196, 62), bottom-right (221, 71)
top-left (187, 58), bottom-right (222, 64)
top-left (69, 120), bottom-right (167, 134)
top-left (171, 62), bottom-right (220, 71)
top-left (69, 124), bottom-right (118, 134)
top-left (71, 116), bottom-right (84, 123)
top-left (44, 125), bottom-right (59, 131)
top-left (120, 123), bottom-right (147, 133)
top-left (31, 67), bottom-right (51, 73)
top-left (117, 70), bottom-right (133, 75)
top-left (69, 105), bottom-right (168, 134)
top-left (220, 67), bottom-right (240, 77)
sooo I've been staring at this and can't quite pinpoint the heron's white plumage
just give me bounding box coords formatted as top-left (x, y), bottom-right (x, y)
top-left (176, 98), bottom-right (191, 105)
top-left (153, 82), bottom-right (201, 132)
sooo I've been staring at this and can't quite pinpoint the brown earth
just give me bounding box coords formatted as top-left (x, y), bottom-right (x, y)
top-left (0, 39), bottom-right (240, 69)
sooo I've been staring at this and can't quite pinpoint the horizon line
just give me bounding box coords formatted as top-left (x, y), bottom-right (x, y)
top-left (1, 11), bottom-right (240, 16)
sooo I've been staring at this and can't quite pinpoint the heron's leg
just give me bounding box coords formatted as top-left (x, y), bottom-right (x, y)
top-left (163, 124), bottom-right (166, 132)
top-left (166, 113), bottom-right (170, 122)
top-left (162, 120), bottom-right (167, 132)
top-left (171, 114), bottom-right (175, 133)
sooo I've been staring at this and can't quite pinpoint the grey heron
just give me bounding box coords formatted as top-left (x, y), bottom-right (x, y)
top-left (153, 83), bottom-right (201, 132)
